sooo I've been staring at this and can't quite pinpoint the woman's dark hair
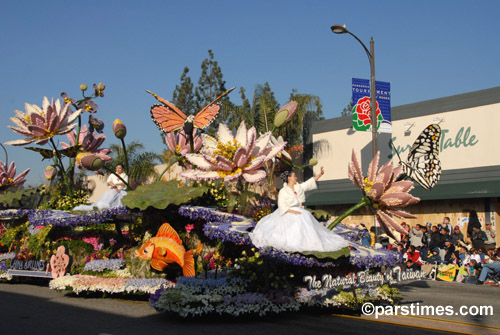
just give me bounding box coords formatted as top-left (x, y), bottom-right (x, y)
top-left (280, 170), bottom-right (293, 183)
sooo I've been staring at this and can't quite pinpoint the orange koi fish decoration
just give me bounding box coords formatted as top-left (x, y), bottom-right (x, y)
top-left (135, 223), bottom-right (201, 277)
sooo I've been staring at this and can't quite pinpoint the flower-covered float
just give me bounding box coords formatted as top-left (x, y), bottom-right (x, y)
top-left (0, 83), bottom-right (425, 318)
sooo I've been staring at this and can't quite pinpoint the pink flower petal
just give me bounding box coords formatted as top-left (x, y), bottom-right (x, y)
top-left (367, 151), bottom-right (380, 183)
top-left (385, 180), bottom-right (414, 194)
top-left (242, 169), bottom-right (267, 183)
top-left (233, 147), bottom-right (248, 168)
top-left (180, 170), bottom-right (222, 181)
top-left (224, 170), bottom-right (242, 182)
top-left (235, 121), bottom-right (247, 147)
top-left (27, 125), bottom-right (48, 137)
top-left (184, 154), bottom-right (215, 170)
top-left (244, 155), bottom-right (266, 171)
top-left (387, 208), bottom-right (417, 219)
top-left (215, 156), bottom-right (234, 171)
top-left (4, 138), bottom-right (37, 146)
top-left (263, 140), bottom-right (287, 162)
top-left (377, 210), bottom-right (407, 235)
top-left (217, 123), bottom-right (234, 143)
top-left (245, 127), bottom-right (257, 155)
top-left (165, 132), bottom-right (177, 152)
top-left (252, 131), bottom-right (271, 157)
top-left (350, 150), bottom-right (364, 188)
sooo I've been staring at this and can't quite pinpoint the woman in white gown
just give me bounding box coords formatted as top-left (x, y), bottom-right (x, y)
top-left (250, 167), bottom-right (349, 253)
top-left (74, 164), bottom-right (128, 211)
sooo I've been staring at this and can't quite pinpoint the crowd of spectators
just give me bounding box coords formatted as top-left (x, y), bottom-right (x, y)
top-left (356, 210), bottom-right (499, 285)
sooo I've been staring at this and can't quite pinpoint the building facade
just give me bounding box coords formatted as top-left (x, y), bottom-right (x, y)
top-left (306, 86), bottom-right (500, 245)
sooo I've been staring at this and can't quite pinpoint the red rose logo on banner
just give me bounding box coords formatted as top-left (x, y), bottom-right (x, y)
top-left (352, 96), bottom-right (383, 131)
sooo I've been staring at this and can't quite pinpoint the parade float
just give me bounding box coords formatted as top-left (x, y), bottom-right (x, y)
top-left (0, 83), bottom-right (426, 318)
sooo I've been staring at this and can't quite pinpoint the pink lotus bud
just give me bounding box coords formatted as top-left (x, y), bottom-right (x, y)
top-left (77, 153), bottom-right (104, 171)
top-left (113, 119), bottom-right (127, 139)
top-left (44, 166), bottom-right (56, 180)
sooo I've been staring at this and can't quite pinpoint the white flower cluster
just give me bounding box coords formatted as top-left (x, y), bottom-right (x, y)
top-left (151, 275), bottom-right (300, 317)
top-left (0, 252), bottom-right (16, 261)
top-left (0, 272), bottom-right (13, 281)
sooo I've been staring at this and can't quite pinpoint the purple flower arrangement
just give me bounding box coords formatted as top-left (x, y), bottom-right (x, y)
top-left (27, 206), bottom-right (129, 227)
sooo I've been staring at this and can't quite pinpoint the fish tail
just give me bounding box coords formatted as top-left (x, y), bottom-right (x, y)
top-left (182, 250), bottom-right (195, 277)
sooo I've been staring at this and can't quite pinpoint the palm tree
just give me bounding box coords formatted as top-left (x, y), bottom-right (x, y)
top-left (106, 140), bottom-right (162, 187)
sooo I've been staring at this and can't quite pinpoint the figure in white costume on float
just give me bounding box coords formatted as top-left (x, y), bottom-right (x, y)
top-left (74, 164), bottom-right (128, 211)
top-left (250, 167), bottom-right (348, 253)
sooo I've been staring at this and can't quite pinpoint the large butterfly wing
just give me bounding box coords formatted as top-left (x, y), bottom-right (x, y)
top-left (25, 147), bottom-right (55, 160)
top-left (151, 105), bottom-right (187, 133)
top-left (147, 90), bottom-right (187, 133)
top-left (60, 145), bottom-right (81, 158)
top-left (193, 87), bottom-right (235, 130)
top-left (403, 124), bottom-right (442, 190)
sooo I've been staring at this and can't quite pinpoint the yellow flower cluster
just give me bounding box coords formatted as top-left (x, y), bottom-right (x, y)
top-left (213, 139), bottom-right (240, 161)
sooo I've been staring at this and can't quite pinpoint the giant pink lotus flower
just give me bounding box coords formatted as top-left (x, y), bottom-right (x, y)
top-left (61, 125), bottom-right (111, 169)
top-left (0, 161), bottom-right (30, 192)
top-left (342, 150), bottom-right (420, 238)
top-left (180, 121), bottom-right (287, 183)
top-left (165, 129), bottom-right (202, 156)
top-left (6, 97), bottom-right (82, 146)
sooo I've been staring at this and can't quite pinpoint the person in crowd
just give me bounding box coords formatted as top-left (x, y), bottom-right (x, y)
top-left (369, 226), bottom-right (376, 247)
top-left (409, 224), bottom-right (424, 249)
top-left (426, 247), bottom-right (442, 264)
top-left (250, 168), bottom-right (349, 253)
top-left (464, 248), bottom-right (481, 266)
top-left (395, 243), bottom-right (406, 256)
top-left (438, 227), bottom-right (449, 260)
top-left (443, 239), bottom-right (456, 264)
top-left (484, 222), bottom-right (496, 251)
top-left (429, 226), bottom-right (441, 251)
top-left (472, 226), bottom-right (487, 250)
top-left (450, 250), bottom-right (462, 267)
top-left (464, 259), bottom-right (480, 284)
top-left (73, 164), bottom-right (128, 211)
top-left (459, 247), bottom-right (468, 263)
top-left (406, 259), bottom-right (421, 271)
top-left (404, 245), bottom-right (423, 268)
top-left (420, 225), bottom-right (429, 259)
top-left (451, 225), bottom-right (464, 246)
top-left (477, 261), bottom-right (500, 284)
top-left (442, 217), bottom-right (453, 236)
top-left (358, 223), bottom-right (371, 247)
top-left (467, 210), bottom-right (482, 239)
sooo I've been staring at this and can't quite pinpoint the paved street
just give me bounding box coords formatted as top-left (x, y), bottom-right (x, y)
top-left (0, 279), bottom-right (498, 335)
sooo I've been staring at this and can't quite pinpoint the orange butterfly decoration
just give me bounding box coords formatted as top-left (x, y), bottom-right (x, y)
top-left (147, 87), bottom-right (235, 133)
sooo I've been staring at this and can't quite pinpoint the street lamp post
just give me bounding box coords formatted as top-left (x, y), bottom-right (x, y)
top-left (331, 24), bottom-right (378, 158)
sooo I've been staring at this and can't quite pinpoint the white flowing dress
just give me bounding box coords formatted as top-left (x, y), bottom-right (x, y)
top-left (249, 178), bottom-right (349, 252)
top-left (73, 173), bottom-right (128, 211)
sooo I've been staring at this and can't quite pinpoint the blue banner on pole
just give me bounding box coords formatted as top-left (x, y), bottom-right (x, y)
top-left (352, 78), bottom-right (391, 133)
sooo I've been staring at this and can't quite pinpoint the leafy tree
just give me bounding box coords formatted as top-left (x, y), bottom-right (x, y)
top-left (285, 89), bottom-right (324, 146)
top-left (341, 98), bottom-right (354, 117)
top-left (172, 66), bottom-right (195, 115)
top-left (194, 50), bottom-right (233, 134)
top-left (251, 82), bottom-right (280, 135)
top-left (106, 141), bottom-right (162, 186)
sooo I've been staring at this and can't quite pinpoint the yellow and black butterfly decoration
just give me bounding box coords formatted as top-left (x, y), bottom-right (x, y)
top-left (393, 124), bottom-right (442, 190)
top-left (25, 145), bottom-right (81, 160)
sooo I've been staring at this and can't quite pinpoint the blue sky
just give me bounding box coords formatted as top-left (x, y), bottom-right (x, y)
top-left (1, 0), bottom-right (499, 185)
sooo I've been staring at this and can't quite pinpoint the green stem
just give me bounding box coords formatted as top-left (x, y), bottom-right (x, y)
top-left (120, 137), bottom-right (129, 176)
top-left (280, 156), bottom-right (305, 170)
top-left (156, 157), bottom-right (181, 182)
top-left (327, 197), bottom-right (371, 230)
top-left (50, 138), bottom-right (72, 195)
